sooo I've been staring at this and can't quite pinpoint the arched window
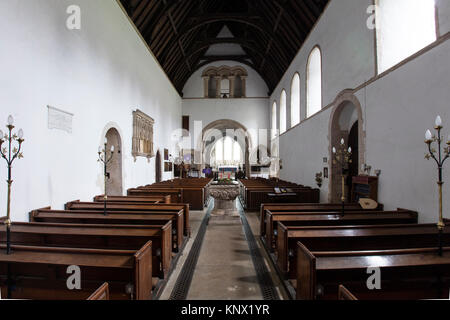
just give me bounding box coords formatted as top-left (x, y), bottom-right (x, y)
top-left (210, 136), bottom-right (243, 166)
top-left (291, 73), bottom-right (300, 127)
top-left (306, 47), bottom-right (322, 118)
top-left (280, 90), bottom-right (287, 134)
top-left (376, 0), bottom-right (436, 74)
top-left (271, 101), bottom-right (277, 140)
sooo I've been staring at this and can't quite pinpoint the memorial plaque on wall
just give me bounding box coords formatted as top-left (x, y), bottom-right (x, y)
top-left (47, 106), bottom-right (74, 133)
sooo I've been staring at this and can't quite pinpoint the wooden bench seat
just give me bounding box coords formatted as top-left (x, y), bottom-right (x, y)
top-left (260, 203), bottom-right (384, 237)
top-left (93, 195), bottom-right (171, 204)
top-left (31, 208), bottom-right (185, 251)
top-left (278, 222), bottom-right (449, 279)
top-left (64, 201), bottom-right (190, 236)
top-left (0, 242), bottom-right (152, 300)
top-left (296, 244), bottom-right (450, 300)
top-left (264, 209), bottom-right (418, 251)
top-left (1, 221), bottom-right (172, 279)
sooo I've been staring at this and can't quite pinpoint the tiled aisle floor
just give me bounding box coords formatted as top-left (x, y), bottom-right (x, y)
top-left (159, 200), bottom-right (288, 300)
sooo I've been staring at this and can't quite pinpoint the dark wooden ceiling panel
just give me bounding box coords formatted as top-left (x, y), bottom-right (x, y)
top-left (119, 0), bottom-right (329, 95)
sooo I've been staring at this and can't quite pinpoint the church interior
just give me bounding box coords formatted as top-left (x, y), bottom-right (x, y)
top-left (0, 0), bottom-right (450, 302)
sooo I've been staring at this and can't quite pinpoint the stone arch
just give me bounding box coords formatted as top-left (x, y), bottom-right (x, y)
top-left (202, 66), bottom-right (248, 98)
top-left (102, 126), bottom-right (123, 196)
top-left (200, 119), bottom-right (253, 178)
top-left (328, 90), bottom-right (365, 202)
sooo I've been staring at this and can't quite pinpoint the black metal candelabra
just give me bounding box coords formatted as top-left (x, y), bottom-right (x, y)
top-left (424, 115), bottom-right (450, 256)
top-left (332, 138), bottom-right (352, 217)
top-left (0, 115), bottom-right (24, 255)
top-left (98, 140), bottom-right (114, 215)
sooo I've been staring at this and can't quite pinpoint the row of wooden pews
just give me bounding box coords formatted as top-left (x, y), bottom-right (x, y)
top-left (127, 178), bottom-right (212, 210)
top-left (0, 194), bottom-right (192, 300)
top-left (239, 178), bottom-right (320, 211)
top-left (259, 202), bottom-right (450, 300)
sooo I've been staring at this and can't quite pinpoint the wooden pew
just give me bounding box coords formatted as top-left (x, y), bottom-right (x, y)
top-left (338, 285), bottom-right (358, 300)
top-left (278, 222), bottom-right (449, 278)
top-left (296, 243), bottom-right (450, 300)
top-left (31, 207), bottom-right (185, 251)
top-left (265, 209), bottom-right (418, 251)
top-left (259, 203), bottom-right (384, 237)
top-left (87, 282), bottom-right (110, 300)
top-left (65, 201), bottom-right (191, 237)
top-left (0, 242), bottom-right (153, 300)
top-left (93, 195), bottom-right (171, 204)
top-left (2, 221), bottom-right (172, 279)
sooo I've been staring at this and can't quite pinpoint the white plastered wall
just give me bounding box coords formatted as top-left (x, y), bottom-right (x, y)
top-left (0, 0), bottom-right (182, 221)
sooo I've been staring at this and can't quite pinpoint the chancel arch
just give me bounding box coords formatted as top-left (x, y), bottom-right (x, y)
top-left (200, 119), bottom-right (253, 178)
top-left (104, 127), bottom-right (123, 196)
top-left (329, 91), bottom-right (365, 203)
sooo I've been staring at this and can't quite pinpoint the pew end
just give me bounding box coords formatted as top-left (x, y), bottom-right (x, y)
top-left (29, 207), bottom-right (52, 222)
top-left (296, 241), bottom-right (316, 300)
top-left (134, 240), bottom-right (153, 300)
top-left (87, 283), bottom-right (110, 300)
top-left (338, 285), bottom-right (358, 300)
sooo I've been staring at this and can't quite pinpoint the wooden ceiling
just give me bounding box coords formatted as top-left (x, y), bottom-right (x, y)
top-left (119, 0), bottom-right (330, 95)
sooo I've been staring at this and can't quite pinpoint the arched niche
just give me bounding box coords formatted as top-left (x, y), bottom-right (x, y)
top-left (328, 91), bottom-right (365, 203)
top-left (104, 127), bottom-right (123, 196)
top-left (155, 149), bottom-right (162, 183)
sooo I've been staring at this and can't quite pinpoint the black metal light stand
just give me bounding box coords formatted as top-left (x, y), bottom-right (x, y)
top-left (425, 116), bottom-right (450, 256)
top-left (98, 141), bottom-right (114, 216)
top-left (0, 115), bottom-right (24, 255)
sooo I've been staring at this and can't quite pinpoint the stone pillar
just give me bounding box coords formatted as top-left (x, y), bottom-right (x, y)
top-left (215, 76), bottom-right (222, 98)
top-left (241, 76), bottom-right (247, 98)
top-left (229, 76), bottom-right (235, 98)
top-left (202, 76), bottom-right (209, 98)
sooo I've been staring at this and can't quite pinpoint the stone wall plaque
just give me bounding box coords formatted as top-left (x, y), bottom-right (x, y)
top-left (47, 106), bottom-right (74, 133)
top-left (132, 109), bottom-right (154, 161)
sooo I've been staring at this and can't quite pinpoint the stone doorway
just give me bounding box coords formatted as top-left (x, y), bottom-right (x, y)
top-left (329, 92), bottom-right (365, 203)
top-left (156, 150), bottom-right (162, 183)
top-left (105, 128), bottom-right (123, 196)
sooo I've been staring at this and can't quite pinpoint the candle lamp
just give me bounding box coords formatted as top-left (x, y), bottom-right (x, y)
top-left (0, 115), bottom-right (25, 255)
top-left (424, 115), bottom-right (449, 256)
top-left (98, 138), bottom-right (115, 215)
top-left (332, 138), bottom-right (352, 216)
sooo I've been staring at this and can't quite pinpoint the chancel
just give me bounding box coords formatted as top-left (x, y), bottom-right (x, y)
top-left (0, 0), bottom-right (450, 303)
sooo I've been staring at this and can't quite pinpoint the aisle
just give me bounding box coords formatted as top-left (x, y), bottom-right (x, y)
top-left (187, 213), bottom-right (262, 300)
top-left (160, 199), bottom-right (286, 300)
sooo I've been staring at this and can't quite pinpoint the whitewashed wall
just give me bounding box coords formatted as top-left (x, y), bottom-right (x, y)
top-left (182, 61), bottom-right (269, 156)
top-left (0, 0), bottom-right (182, 221)
top-left (272, 0), bottom-right (450, 223)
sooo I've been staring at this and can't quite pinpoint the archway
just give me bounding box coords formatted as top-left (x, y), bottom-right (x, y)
top-left (200, 119), bottom-right (253, 178)
top-left (329, 92), bottom-right (365, 203)
top-left (105, 128), bottom-right (123, 196)
top-left (155, 150), bottom-right (162, 183)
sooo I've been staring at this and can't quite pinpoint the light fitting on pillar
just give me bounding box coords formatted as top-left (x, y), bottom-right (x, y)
top-left (98, 141), bottom-right (115, 215)
top-left (0, 115), bottom-right (25, 255)
top-left (424, 115), bottom-right (449, 256)
top-left (332, 138), bottom-right (352, 216)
